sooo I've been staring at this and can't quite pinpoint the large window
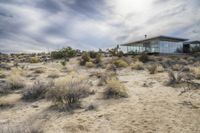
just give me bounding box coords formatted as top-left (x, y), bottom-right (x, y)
top-left (159, 41), bottom-right (182, 53)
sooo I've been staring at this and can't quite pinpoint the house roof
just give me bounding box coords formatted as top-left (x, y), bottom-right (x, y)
top-left (183, 40), bottom-right (200, 45)
top-left (121, 35), bottom-right (188, 46)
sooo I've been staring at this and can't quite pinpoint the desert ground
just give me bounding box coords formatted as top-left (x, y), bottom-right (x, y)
top-left (0, 53), bottom-right (200, 133)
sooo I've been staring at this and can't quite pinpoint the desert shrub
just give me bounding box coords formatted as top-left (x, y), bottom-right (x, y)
top-left (113, 59), bottom-right (128, 68)
top-left (192, 67), bottom-right (200, 79)
top-left (60, 60), bottom-right (66, 67)
top-left (22, 81), bottom-right (50, 101)
top-left (0, 87), bottom-right (9, 95)
top-left (34, 69), bottom-right (45, 74)
top-left (11, 68), bottom-right (25, 76)
top-left (156, 65), bottom-right (165, 73)
top-left (167, 70), bottom-right (183, 85)
top-left (98, 72), bottom-right (117, 86)
top-left (0, 70), bottom-right (6, 78)
top-left (85, 104), bottom-right (97, 111)
top-left (30, 57), bottom-right (40, 63)
top-left (0, 63), bottom-right (11, 70)
top-left (33, 68), bottom-right (45, 74)
top-left (85, 61), bottom-right (95, 68)
top-left (138, 53), bottom-right (149, 63)
top-left (94, 53), bottom-right (102, 64)
top-left (103, 78), bottom-right (128, 99)
top-left (51, 51), bottom-right (63, 59)
top-left (121, 56), bottom-right (132, 65)
top-left (80, 52), bottom-right (90, 66)
top-left (117, 51), bottom-right (124, 57)
top-left (172, 64), bottom-right (182, 71)
top-left (51, 47), bottom-right (77, 59)
top-left (131, 61), bottom-right (144, 70)
top-left (46, 79), bottom-right (90, 110)
top-left (147, 64), bottom-right (157, 74)
top-left (106, 64), bottom-right (117, 72)
top-left (89, 51), bottom-right (98, 58)
top-left (6, 69), bottom-right (25, 90)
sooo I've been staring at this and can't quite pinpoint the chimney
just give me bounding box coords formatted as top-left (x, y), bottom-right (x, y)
top-left (145, 34), bottom-right (147, 39)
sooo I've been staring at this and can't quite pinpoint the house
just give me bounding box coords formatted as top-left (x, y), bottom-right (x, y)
top-left (183, 41), bottom-right (200, 53)
top-left (120, 35), bottom-right (200, 54)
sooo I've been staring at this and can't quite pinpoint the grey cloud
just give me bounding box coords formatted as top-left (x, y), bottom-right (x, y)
top-left (0, 0), bottom-right (199, 53)
top-left (35, 0), bottom-right (62, 13)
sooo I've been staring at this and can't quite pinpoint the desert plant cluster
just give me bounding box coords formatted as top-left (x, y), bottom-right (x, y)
top-left (0, 48), bottom-right (200, 133)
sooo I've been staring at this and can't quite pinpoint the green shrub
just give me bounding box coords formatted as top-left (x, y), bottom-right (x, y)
top-left (104, 79), bottom-right (128, 99)
top-left (117, 51), bottom-right (124, 57)
top-left (51, 47), bottom-right (77, 59)
top-left (85, 61), bottom-right (95, 68)
top-left (89, 51), bottom-right (98, 58)
top-left (0, 70), bottom-right (6, 78)
top-left (60, 60), bottom-right (66, 67)
top-left (113, 59), bottom-right (128, 68)
top-left (94, 53), bottom-right (102, 64)
top-left (30, 57), bottom-right (40, 63)
top-left (80, 52), bottom-right (90, 66)
top-left (139, 53), bottom-right (149, 63)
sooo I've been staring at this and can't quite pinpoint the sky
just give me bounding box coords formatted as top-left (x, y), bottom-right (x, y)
top-left (0, 0), bottom-right (199, 53)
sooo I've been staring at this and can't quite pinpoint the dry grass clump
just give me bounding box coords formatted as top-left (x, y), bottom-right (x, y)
top-left (192, 67), bottom-right (200, 79)
top-left (157, 64), bottom-right (165, 73)
top-left (147, 64), bottom-right (157, 74)
top-left (167, 70), bottom-right (183, 85)
top-left (131, 61), bottom-right (144, 70)
top-left (0, 100), bottom-right (14, 110)
top-left (0, 87), bottom-right (9, 95)
top-left (85, 61), bottom-right (95, 68)
top-left (113, 59), bottom-right (128, 68)
top-left (172, 64), bottom-right (182, 71)
top-left (103, 78), bottom-right (128, 99)
top-left (11, 68), bottom-right (26, 76)
top-left (121, 56), bottom-right (133, 65)
top-left (98, 71), bottom-right (117, 86)
top-left (6, 68), bottom-right (25, 90)
top-left (22, 81), bottom-right (51, 101)
top-left (46, 77), bottom-right (91, 110)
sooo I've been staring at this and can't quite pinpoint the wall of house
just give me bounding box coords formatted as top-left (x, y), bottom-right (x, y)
top-left (159, 41), bottom-right (183, 53)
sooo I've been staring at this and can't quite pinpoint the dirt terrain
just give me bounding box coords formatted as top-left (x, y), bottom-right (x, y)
top-left (0, 56), bottom-right (200, 133)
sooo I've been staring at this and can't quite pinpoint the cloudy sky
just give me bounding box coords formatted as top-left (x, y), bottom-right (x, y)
top-left (0, 0), bottom-right (199, 53)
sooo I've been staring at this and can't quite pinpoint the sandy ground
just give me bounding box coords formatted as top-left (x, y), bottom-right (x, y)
top-left (0, 57), bottom-right (200, 133)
